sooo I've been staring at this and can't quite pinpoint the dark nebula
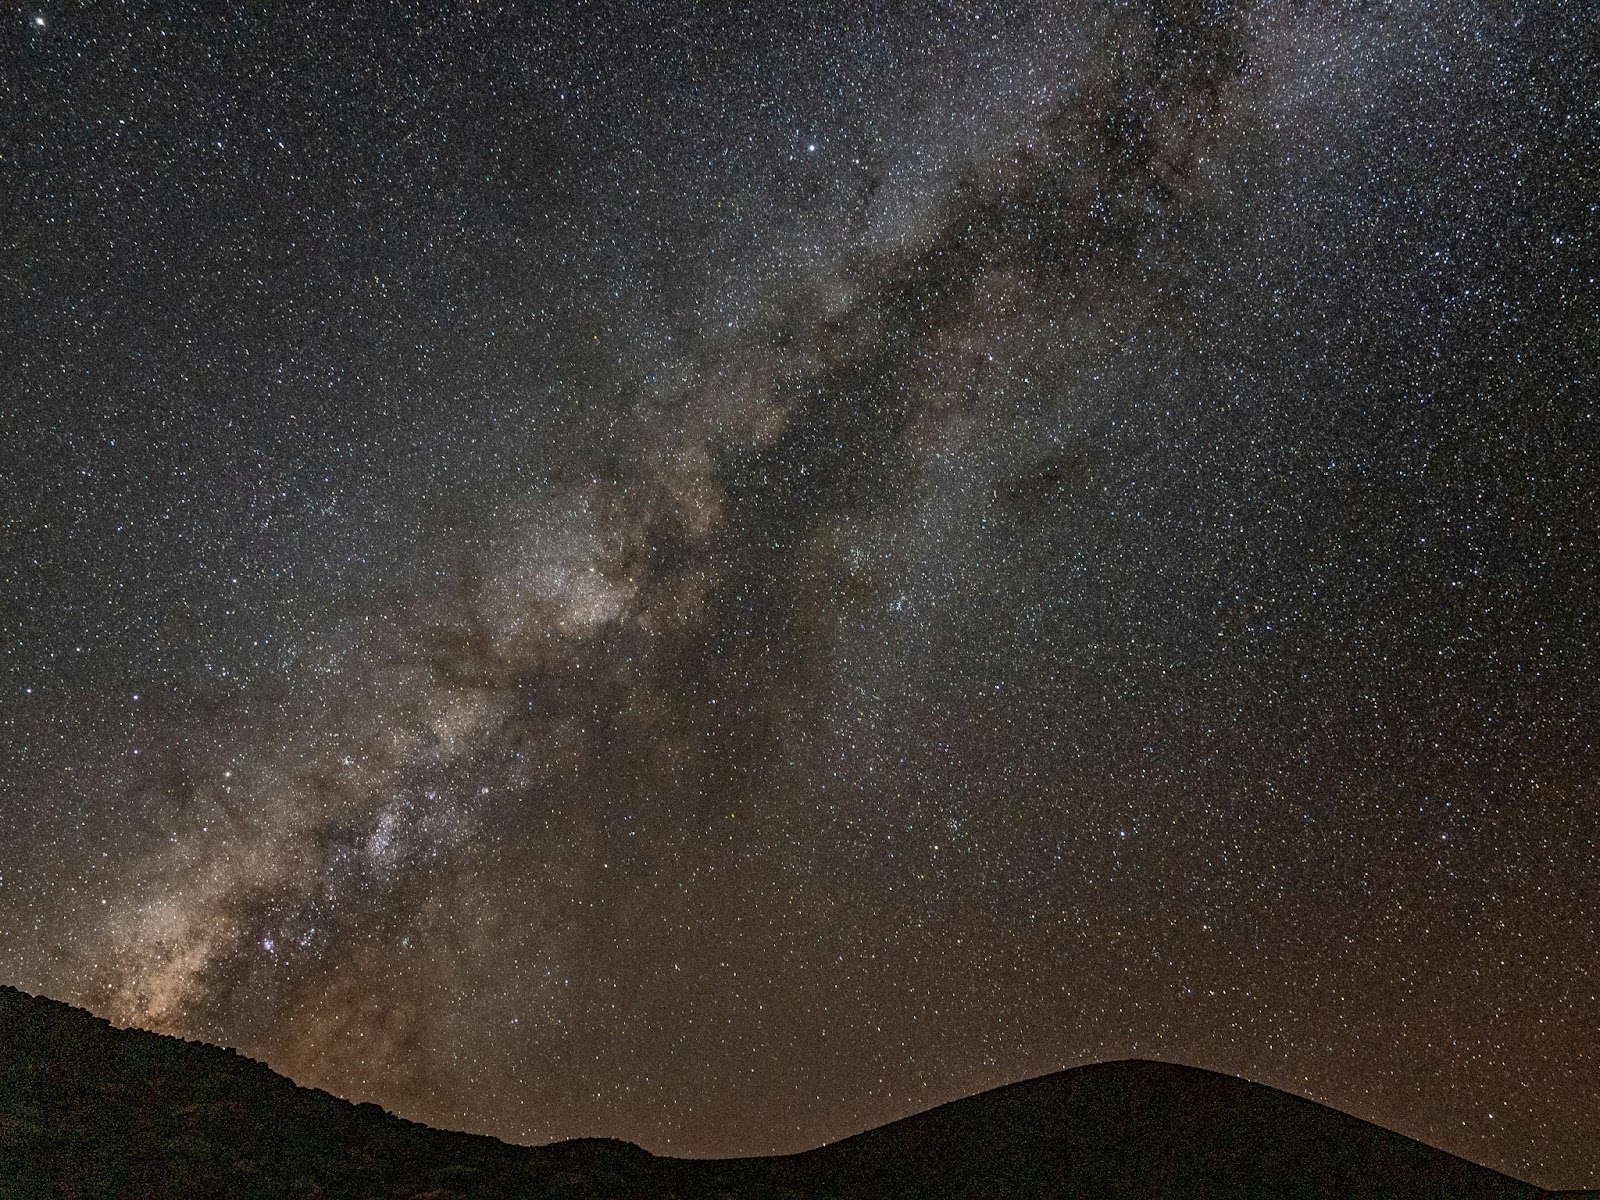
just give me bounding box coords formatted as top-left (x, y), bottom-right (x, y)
top-left (2, 1), bottom-right (1596, 1189)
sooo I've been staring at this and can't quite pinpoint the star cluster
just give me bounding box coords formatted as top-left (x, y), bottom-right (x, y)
top-left (2, 1), bottom-right (1596, 1189)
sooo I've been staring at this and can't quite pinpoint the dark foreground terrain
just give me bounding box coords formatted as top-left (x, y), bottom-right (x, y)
top-left (0, 985), bottom-right (1589, 1198)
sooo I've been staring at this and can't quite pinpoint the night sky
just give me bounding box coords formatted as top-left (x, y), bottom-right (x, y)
top-left (3, 0), bottom-right (1597, 1189)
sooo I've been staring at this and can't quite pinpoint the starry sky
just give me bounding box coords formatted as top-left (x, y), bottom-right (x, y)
top-left (2, 0), bottom-right (1597, 1188)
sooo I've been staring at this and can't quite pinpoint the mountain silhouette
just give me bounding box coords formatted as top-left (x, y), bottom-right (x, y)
top-left (1, 984), bottom-right (1591, 1198)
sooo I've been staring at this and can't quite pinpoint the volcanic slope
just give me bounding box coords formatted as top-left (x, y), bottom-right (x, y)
top-left (0, 985), bottom-right (1590, 1198)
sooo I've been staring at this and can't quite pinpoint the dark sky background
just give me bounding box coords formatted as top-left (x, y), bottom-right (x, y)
top-left (3, 0), bottom-right (1597, 1188)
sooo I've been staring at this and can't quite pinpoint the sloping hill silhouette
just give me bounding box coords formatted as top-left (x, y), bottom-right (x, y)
top-left (0, 984), bottom-right (1590, 1199)
top-left (724, 1059), bottom-right (1594, 1199)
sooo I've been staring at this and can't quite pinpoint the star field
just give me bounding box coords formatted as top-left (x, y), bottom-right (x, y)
top-left (2, 1), bottom-right (1597, 1189)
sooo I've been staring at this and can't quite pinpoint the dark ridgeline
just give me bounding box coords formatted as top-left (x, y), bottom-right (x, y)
top-left (0, 985), bottom-right (1590, 1199)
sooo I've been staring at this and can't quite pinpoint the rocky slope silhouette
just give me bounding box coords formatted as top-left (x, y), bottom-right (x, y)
top-left (0, 984), bottom-right (1590, 1198)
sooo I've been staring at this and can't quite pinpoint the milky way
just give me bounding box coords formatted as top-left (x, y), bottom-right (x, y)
top-left (3, 1), bottom-right (1597, 1188)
